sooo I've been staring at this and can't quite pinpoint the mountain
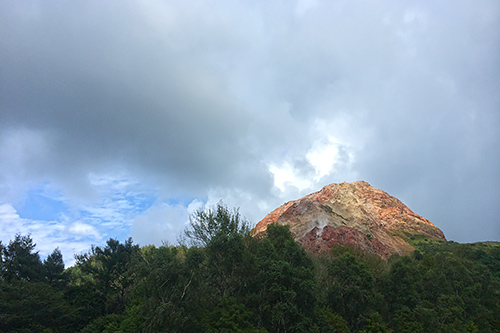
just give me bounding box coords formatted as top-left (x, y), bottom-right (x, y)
top-left (252, 181), bottom-right (446, 258)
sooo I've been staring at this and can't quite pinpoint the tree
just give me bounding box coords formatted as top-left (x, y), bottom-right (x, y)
top-left (206, 297), bottom-right (263, 332)
top-left (358, 312), bottom-right (392, 333)
top-left (182, 201), bottom-right (250, 247)
top-left (0, 280), bottom-right (76, 332)
top-left (74, 237), bottom-right (139, 323)
top-left (385, 256), bottom-right (422, 312)
top-left (243, 224), bottom-right (317, 331)
top-left (184, 202), bottom-right (251, 304)
top-left (0, 236), bottom-right (76, 332)
top-left (325, 253), bottom-right (378, 330)
top-left (127, 245), bottom-right (207, 332)
top-left (1, 234), bottom-right (43, 282)
top-left (44, 247), bottom-right (65, 287)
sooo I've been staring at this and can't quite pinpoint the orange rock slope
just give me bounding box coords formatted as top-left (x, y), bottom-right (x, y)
top-left (252, 181), bottom-right (446, 258)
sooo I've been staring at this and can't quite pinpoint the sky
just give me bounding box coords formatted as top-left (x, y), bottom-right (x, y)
top-left (1, 0), bottom-right (499, 265)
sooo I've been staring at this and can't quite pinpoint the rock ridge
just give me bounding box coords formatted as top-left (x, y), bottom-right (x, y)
top-left (252, 181), bottom-right (446, 258)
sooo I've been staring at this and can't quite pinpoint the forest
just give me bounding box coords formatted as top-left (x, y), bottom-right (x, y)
top-left (1, 203), bottom-right (499, 332)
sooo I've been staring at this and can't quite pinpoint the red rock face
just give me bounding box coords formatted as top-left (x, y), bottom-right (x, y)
top-left (252, 181), bottom-right (446, 258)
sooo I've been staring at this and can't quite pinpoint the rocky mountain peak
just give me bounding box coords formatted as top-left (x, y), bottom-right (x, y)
top-left (252, 181), bottom-right (446, 258)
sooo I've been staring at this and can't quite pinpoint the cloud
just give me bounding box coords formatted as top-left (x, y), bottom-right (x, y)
top-left (0, 0), bottom-right (499, 253)
top-left (68, 222), bottom-right (100, 239)
top-left (0, 203), bottom-right (101, 267)
top-left (269, 137), bottom-right (345, 192)
top-left (131, 202), bottom-right (192, 247)
top-left (0, 174), bottom-right (158, 265)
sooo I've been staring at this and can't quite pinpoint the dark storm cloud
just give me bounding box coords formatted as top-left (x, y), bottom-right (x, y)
top-left (1, 0), bottom-right (499, 245)
top-left (352, 2), bottom-right (500, 241)
top-left (1, 1), bottom-right (254, 196)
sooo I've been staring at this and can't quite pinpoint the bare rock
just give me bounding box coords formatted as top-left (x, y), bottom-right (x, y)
top-left (251, 181), bottom-right (446, 258)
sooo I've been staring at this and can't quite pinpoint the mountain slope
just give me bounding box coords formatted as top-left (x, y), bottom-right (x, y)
top-left (252, 181), bottom-right (446, 258)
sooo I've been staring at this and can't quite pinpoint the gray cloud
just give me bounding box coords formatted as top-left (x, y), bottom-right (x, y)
top-left (1, 0), bottom-right (499, 249)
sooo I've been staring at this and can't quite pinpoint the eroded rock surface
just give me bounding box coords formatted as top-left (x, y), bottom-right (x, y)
top-left (252, 181), bottom-right (446, 258)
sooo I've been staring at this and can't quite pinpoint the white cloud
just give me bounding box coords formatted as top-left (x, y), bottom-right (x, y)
top-left (0, 129), bottom-right (52, 202)
top-left (130, 202), bottom-right (193, 246)
top-left (306, 137), bottom-right (340, 181)
top-left (68, 222), bottom-right (100, 239)
top-left (0, 203), bottom-right (23, 238)
top-left (0, 203), bottom-right (101, 266)
top-left (268, 126), bottom-right (355, 196)
top-left (0, 173), bottom-right (158, 265)
top-left (269, 162), bottom-right (313, 192)
top-left (206, 187), bottom-right (276, 225)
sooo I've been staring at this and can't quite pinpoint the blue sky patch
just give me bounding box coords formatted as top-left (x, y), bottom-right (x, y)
top-left (17, 186), bottom-right (67, 221)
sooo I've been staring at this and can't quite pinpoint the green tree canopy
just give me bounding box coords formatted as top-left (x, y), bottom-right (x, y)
top-left (182, 201), bottom-right (250, 247)
top-left (43, 247), bottom-right (65, 286)
top-left (1, 234), bottom-right (43, 282)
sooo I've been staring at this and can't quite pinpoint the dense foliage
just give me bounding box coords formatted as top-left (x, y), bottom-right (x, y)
top-left (1, 204), bottom-right (499, 332)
